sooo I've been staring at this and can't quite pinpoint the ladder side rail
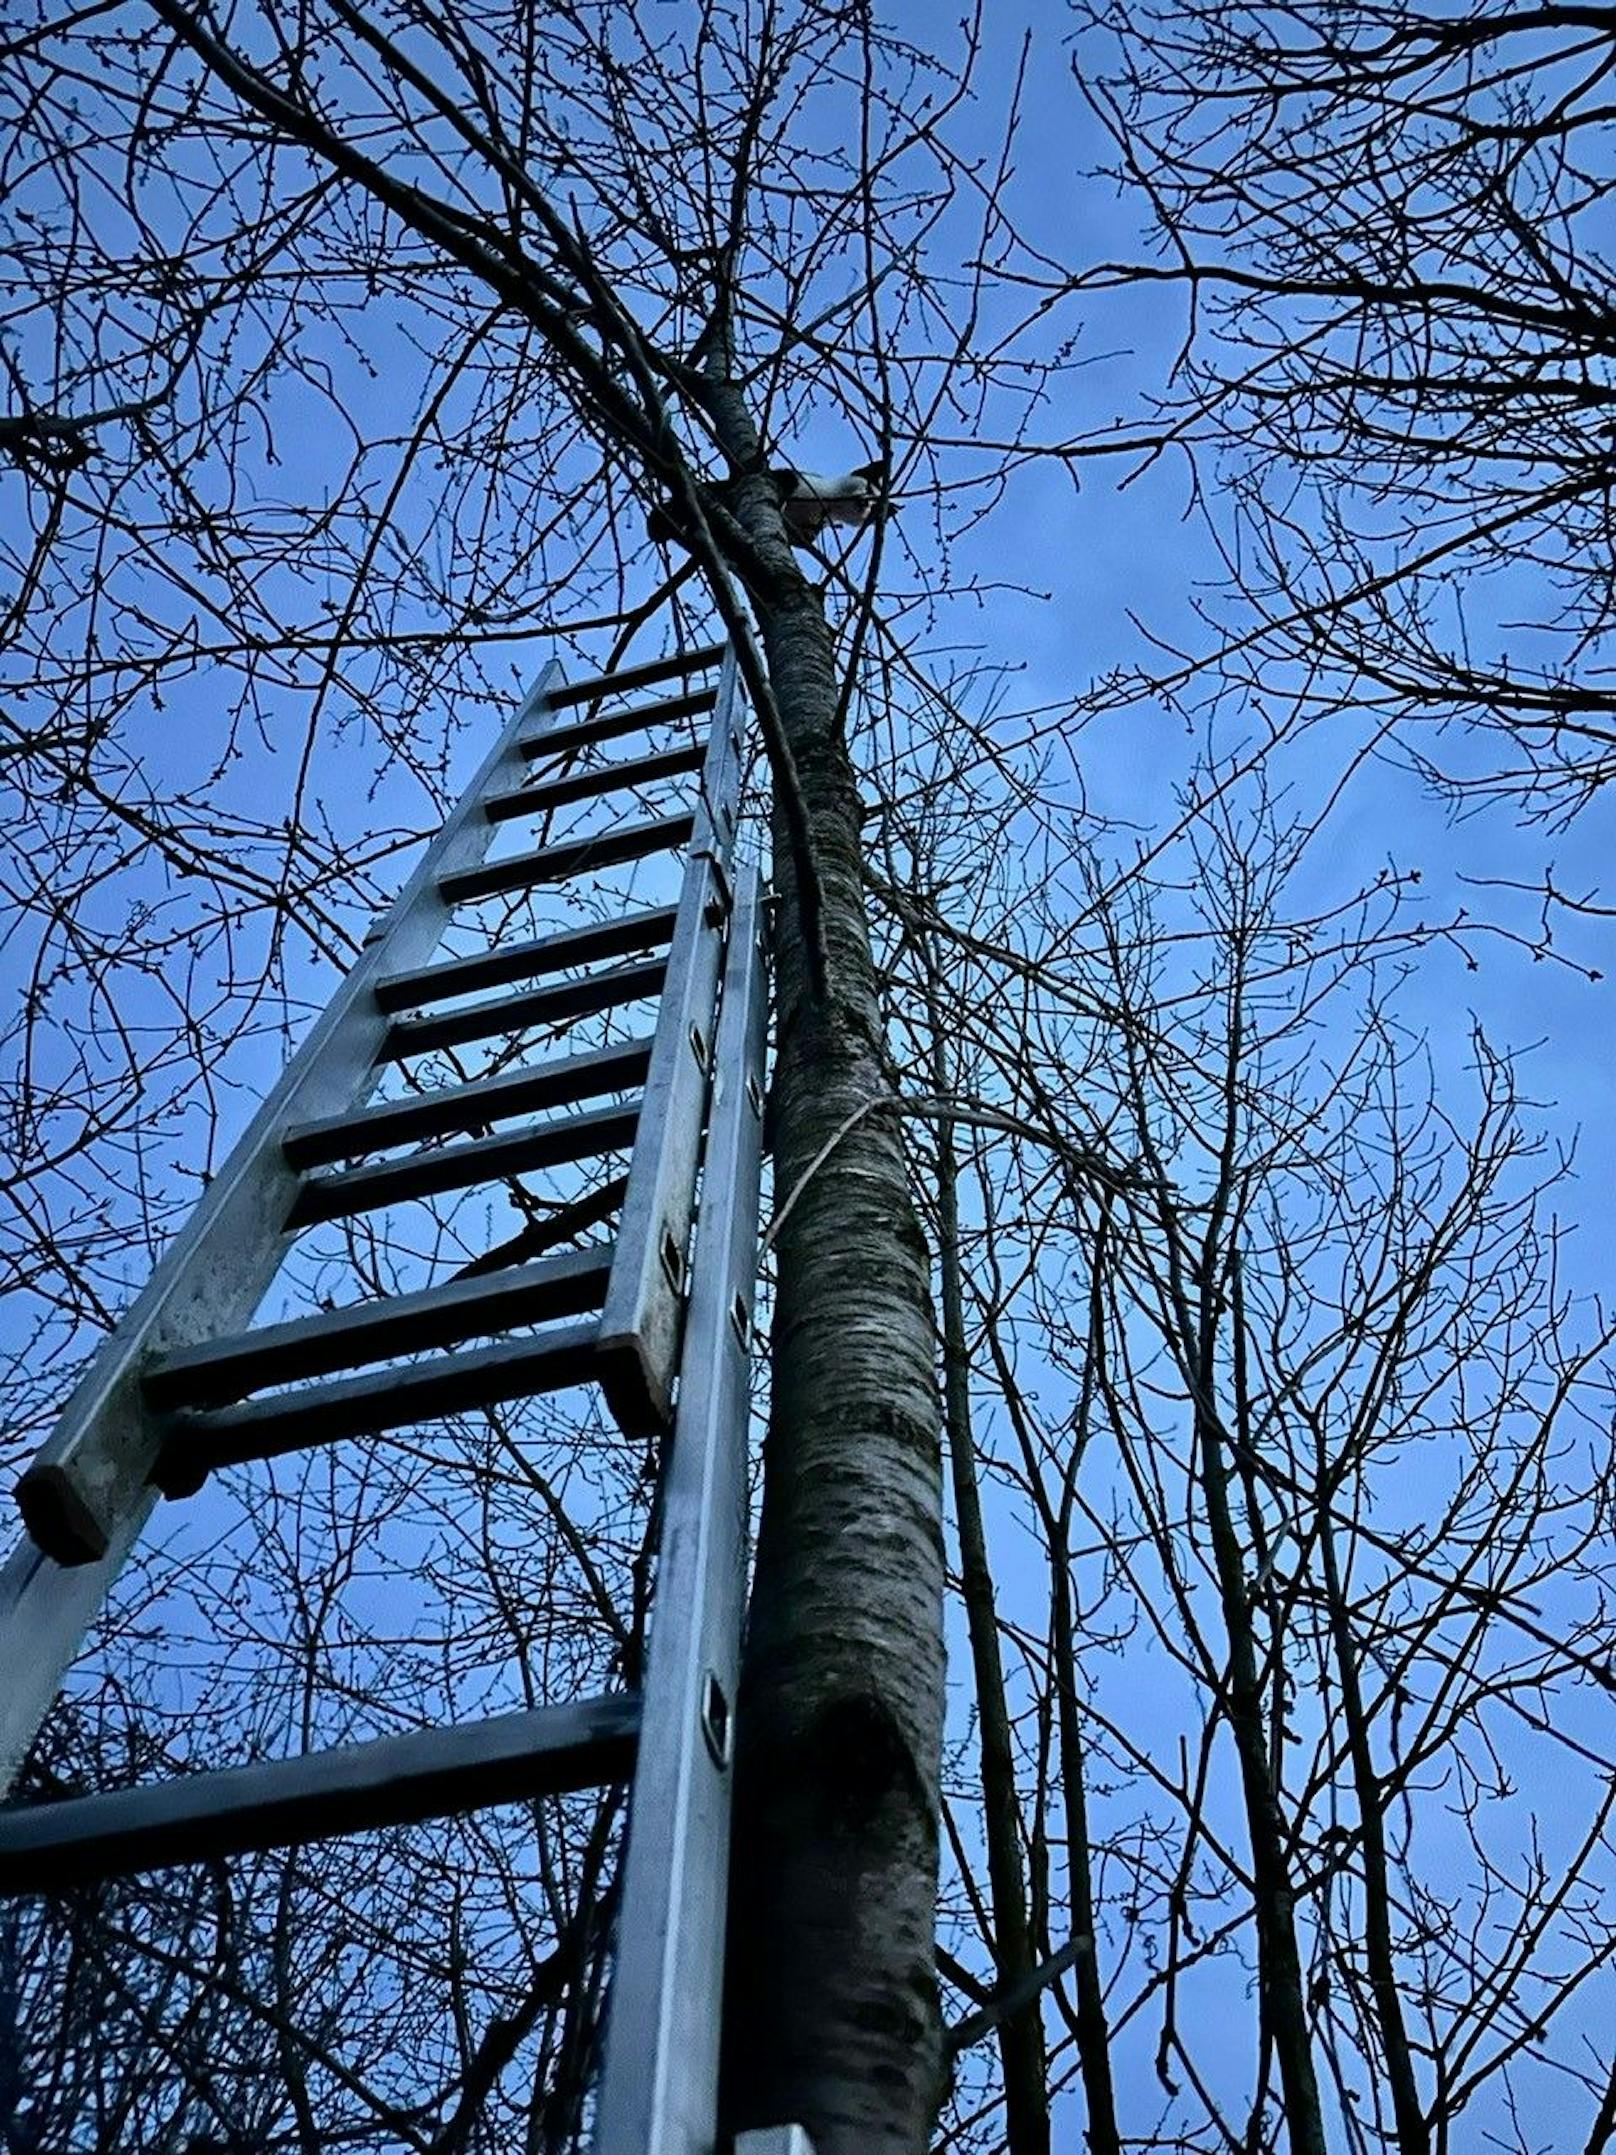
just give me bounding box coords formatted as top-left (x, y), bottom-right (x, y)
top-left (0, 1510), bottom-right (153, 1794)
top-left (594, 870), bottom-right (767, 2155)
top-left (3, 667), bottom-right (565, 1770)
top-left (597, 647), bottom-right (745, 1434)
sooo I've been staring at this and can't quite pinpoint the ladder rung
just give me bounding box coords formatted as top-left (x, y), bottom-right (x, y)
top-left (284, 1037), bottom-right (653, 1169)
top-left (546, 642), bottom-right (725, 709)
top-left (374, 907), bottom-right (678, 1014)
top-left (486, 741), bottom-right (706, 824)
top-left (384, 957), bottom-right (667, 1062)
top-left (154, 1320), bottom-right (603, 1484)
top-left (144, 1246), bottom-right (615, 1410)
top-left (289, 1101), bottom-right (640, 1226)
top-left (0, 1694), bottom-right (640, 1893)
top-left (520, 689), bottom-right (717, 765)
top-left (440, 814), bottom-right (693, 906)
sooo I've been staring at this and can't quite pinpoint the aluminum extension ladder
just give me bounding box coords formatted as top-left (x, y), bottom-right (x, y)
top-left (0, 640), bottom-right (769, 2154)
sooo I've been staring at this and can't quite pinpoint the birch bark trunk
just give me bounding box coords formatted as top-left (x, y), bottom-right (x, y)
top-left (716, 462), bottom-right (947, 2155)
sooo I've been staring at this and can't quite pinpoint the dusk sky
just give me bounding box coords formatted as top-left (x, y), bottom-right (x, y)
top-left (3, 4), bottom-right (1613, 2149)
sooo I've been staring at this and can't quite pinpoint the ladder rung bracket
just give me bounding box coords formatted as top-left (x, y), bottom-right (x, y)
top-left (288, 1101), bottom-right (641, 1227)
top-left (0, 1693), bottom-right (641, 1895)
top-left (598, 650), bottom-right (747, 1436)
top-left (154, 1320), bottom-right (602, 1486)
top-left (283, 1038), bottom-right (653, 1169)
top-left (545, 641), bottom-right (725, 709)
top-left (144, 1247), bottom-right (615, 1411)
top-left (373, 908), bottom-right (678, 1014)
top-left (439, 814), bottom-right (693, 907)
top-left (595, 870), bottom-right (768, 2152)
top-left (485, 741), bottom-right (706, 825)
top-left (383, 957), bottom-right (667, 1063)
top-left (519, 689), bottom-right (717, 766)
top-left (12, 660), bottom-right (569, 1572)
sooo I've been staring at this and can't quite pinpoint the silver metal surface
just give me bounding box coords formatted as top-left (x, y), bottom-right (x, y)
top-left (282, 1036), bottom-right (654, 1167)
top-left (371, 906), bottom-right (678, 1011)
top-left (0, 1502), bottom-right (155, 1792)
top-left (2, 646), bottom-right (716, 1791)
top-left (436, 810), bottom-right (694, 906)
top-left (516, 686), bottom-right (717, 764)
top-left (13, 664), bottom-right (565, 1570)
top-left (287, 1098), bottom-right (642, 1225)
top-left (597, 648), bottom-right (745, 1434)
top-left (594, 870), bottom-right (768, 2155)
top-left (153, 1319), bottom-right (602, 1479)
top-left (381, 954), bottom-right (667, 1061)
top-left (1, 637), bottom-right (772, 2155)
top-left (144, 1247), bottom-right (614, 1409)
top-left (0, 1693), bottom-right (640, 1892)
top-left (544, 641), bottom-right (726, 710)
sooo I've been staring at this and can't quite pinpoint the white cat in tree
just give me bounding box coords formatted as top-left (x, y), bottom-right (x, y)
top-left (647, 458), bottom-right (890, 550)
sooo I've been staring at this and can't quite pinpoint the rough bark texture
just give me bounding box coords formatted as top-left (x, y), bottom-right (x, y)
top-left (720, 474), bottom-right (946, 2154)
top-left (1049, 1562), bottom-right (1122, 2155)
top-left (1195, 1383), bottom-right (1327, 2155)
top-left (929, 1023), bottom-right (1049, 2155)
top-left (987, 1258), bottom-right (1121, 2154)
top-left (1316, 1502), bottom-right (1428, 2154)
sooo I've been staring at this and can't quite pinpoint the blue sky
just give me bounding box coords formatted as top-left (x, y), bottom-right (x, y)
top-left (3, 2), bottom-right (1614, 2147)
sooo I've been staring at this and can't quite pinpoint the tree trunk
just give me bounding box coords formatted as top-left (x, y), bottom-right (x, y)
top-left (1048, 1557), bottom-right (1122, 2155)
top-left (985, 1247), bottom-right (1122, 2155)
top-left (1194, 1375), bottom-right (1327, 2155)
top-left (720, 464), bottom-right (946, 2153)
top-left (925, 962), bottom-right (1049, 2155)
top-left (1314, 1482), bottom-right (1428, 2154)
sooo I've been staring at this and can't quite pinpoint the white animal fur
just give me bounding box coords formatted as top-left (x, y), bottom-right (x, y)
top-left (646, 458), bottom-right (888, 550)
top-left (773, 462), bottom-right (887, 542)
